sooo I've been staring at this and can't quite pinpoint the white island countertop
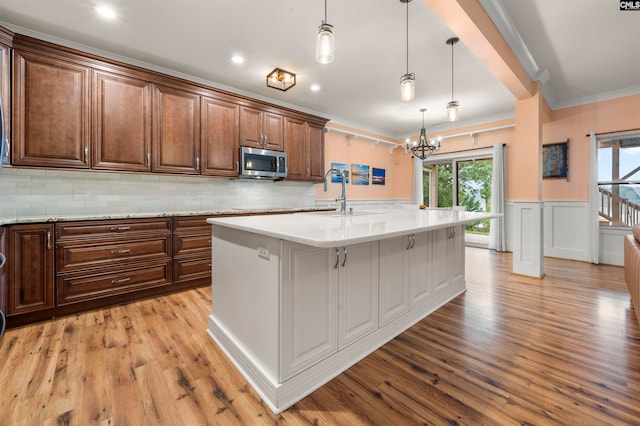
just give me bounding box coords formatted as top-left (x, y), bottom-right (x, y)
top-left (207, 208), bottom-right (499, 248)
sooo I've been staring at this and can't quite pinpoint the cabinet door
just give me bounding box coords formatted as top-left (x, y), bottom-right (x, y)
top-left (93, 69), bottom-right (151, 171)
top-left (201, 96), bottom-right (239, 177)
top-left (338, 242), bottom-right (379, 349)
top-left (0, 227), bottom-right (6, 312)
top-left (306, 122), bottom-right (325, 181)
top-left (152, 84), bottom-right (200, 174)
top-left (281, 242), bottom-right (338, 381)
top-left (379, 236), bottom-right (409, 326)
top-left (0, 40), bottom-right (10, 165)
top-left (446, 225), bottom-right (465, 286)
top-left (7, 224), bottom-right (54, 315)
top-left (13, 51), bottom-right (90, 168)
top-left (430, 228), bottom-right (450, 295)
top-left (239, 106), bottom-right (263, 148)
top-left (408, 232), bottom-right (431, 307)
top-left (284, 116), bottom-right (305, 180)
top-left (262, 111), bottom-right (284, 150)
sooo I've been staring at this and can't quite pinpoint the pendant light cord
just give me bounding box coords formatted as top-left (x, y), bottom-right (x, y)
top-left (324, 0), bottom-right (328, 23)
top-left (405, 1), bottom-right (409, 74)
top-left (451, 41), bottom-right (454, 102)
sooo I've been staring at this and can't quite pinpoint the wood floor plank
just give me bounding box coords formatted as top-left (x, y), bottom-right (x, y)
top-left (1, 248), bottom-right (639, 425)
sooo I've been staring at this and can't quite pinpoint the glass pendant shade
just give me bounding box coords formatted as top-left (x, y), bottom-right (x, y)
top-left (447, 100), bottom-right (459, 122)
top-left (400, 73), bottom-right (415, 102)
top-left (316, 22), bottom-right (334, 64)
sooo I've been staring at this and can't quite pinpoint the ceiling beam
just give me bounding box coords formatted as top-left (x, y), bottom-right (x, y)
top-left (421, 0), bottom-right (534, 101)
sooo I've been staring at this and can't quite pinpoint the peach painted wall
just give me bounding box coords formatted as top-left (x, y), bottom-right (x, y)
top-left (543, 93), bottom-right (640, 201)
top-left (316, 126), bottom-right (414, 201)
top-left (318, 93), bottom-right (640, 205)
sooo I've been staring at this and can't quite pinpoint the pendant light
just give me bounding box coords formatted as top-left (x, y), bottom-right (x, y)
top-left (411, 108), bottom-right (439, 160)
top-left (316, 0), bottom-right (334, 64)
top-left (446, 37), bottom-right (460, 121)
top-left (400, 0), bottom-right (414, 101)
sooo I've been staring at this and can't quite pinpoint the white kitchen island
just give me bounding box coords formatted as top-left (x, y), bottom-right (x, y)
top-left (206, 208), bottom-right (497, 414)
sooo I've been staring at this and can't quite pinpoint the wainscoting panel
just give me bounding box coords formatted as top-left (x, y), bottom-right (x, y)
top-left (511, 201), bottom-right (544, 277)
top-left (544, 201), bottom-right (590, 262)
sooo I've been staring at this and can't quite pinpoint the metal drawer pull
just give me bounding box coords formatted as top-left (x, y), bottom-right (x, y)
top-left (110, 226), bottom-right (131, 232)
top-left (341, 246), bottom-right (347, 267)
top-left (110, 249), bottom-right (131, 255)
top-left (111, 277), bottom-right (131, 284)
top-left (334, 247), bottom-right (340, 269)
top-left (410, 234), bottom-right (416, 249)
top-left (46, 231), bottom-right (52, 250)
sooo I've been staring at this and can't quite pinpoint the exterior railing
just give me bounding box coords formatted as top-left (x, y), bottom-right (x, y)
top-left (599, 187), bottom-right (640, 227)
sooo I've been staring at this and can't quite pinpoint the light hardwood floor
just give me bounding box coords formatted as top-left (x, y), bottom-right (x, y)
top-left (1, 248), bottom-right (639, 425)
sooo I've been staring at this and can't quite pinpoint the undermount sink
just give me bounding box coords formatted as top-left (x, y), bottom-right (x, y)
top-left (305, 210), bottom-right (385, 218)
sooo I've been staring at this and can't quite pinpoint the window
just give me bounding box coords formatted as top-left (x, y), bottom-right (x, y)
top-left (597, 136), bottom-right (640, 227)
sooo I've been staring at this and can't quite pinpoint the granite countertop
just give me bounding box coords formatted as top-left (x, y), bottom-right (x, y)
top-left (208, 208), bottom-right (500, 248)
top-left (0, 207), bottom-right (332, 226)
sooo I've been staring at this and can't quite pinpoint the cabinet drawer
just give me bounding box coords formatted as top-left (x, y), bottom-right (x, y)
top-left (174, 256), bottom-right (212, 284)
top-left (173, 216), bottom-right (210, 231)
top-left (57, 235), bottom-right (171, 273)
top-left (173, 232), bottom-right (211, 257)
top-left (57, 261), bottom-right (171, 305)
top-left (56, 218), bottom-right (171, 241)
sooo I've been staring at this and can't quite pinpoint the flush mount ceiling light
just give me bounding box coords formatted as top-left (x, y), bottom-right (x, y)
top-left (446, 37), bottom-right (460, 122)
top-left (266, 68), bottom-right (296, 91)
top-left (316, 0), bottom-right (334, 64)
top-left (411, 108), bottom-right (440, 160)
top-left (400, 0), bottom-right (415, 102)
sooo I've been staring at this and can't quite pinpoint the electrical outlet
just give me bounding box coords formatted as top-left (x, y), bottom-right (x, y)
top-left (258, 246), bottom-right (269, 260)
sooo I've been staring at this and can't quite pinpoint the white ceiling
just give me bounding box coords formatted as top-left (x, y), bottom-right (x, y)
top-left (0, 0), bottom-right (638, 139)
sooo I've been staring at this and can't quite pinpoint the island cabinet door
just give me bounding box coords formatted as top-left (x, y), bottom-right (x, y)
top-left (431, 226), bottom-right (465, 295)
top-left (408, 232), bottom-right (431, 307)
top-left (379, 235), bottom-right (409, 326)
top-left (338, 242), bottom-right (379, 349)
top-left (280, 242), bottom-right (338, 381)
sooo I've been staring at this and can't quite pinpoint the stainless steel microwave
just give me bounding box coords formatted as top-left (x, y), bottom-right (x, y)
top-left (239, 146), bottom-right (287, 180)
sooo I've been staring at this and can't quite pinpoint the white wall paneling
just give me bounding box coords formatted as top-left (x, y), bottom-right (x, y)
top-left (511, 201), bottom-right (544, 277)
top-left (543, 201), bottom-right (590, 262)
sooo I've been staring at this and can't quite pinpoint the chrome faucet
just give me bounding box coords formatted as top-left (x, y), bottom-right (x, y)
top-left (323, 168), bottom-right (347, 214)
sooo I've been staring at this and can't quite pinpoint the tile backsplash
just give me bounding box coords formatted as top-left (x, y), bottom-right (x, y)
top-left (0, 168), bottom-right (317, 218)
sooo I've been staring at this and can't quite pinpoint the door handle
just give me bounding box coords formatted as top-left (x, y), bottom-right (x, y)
top-left (341, 246), bottom-right (347, 267)
top-left (334, 247), bottom-right (340, 269)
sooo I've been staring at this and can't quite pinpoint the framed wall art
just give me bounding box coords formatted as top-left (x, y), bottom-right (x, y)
top-left (542, 140), bottom-right (569, 179)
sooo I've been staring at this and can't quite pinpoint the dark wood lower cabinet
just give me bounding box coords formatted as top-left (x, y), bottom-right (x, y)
top-left (6, 224), bottom-right (55, 315)
top-left (3, 217), bottom-right (207, 328)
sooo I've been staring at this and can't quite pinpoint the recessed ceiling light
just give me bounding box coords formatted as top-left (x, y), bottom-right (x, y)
top-left (95, 5), bottom-right (117, 19)
top-left (310, 84), bottom-right (321, 92)
top-left (231, 55), bottom-right (244, 64)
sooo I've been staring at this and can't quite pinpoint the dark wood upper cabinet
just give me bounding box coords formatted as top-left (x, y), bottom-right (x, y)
top-left (284, 116), bottom-right (306, 180)
top-left (284, 117), bottom-right (326, 182)
top-left (5, 30), bottom-right (328, 178)
top-left (0, 28), bottom-right (11, 166)
top-left (201, 95), bottom-right (239, 177)
top-left (306, 122), bottom-right (325, 182)
top-left (152, 84), bottom-right (200, 174)
top-left (6, 224), bottom-right (55, 315)
top-left (240, 105), bottom-right (284, 151)
top-left (13, 50), bottom-right (90, 168)
top-left (92, 69), bottom-right (152, 172)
